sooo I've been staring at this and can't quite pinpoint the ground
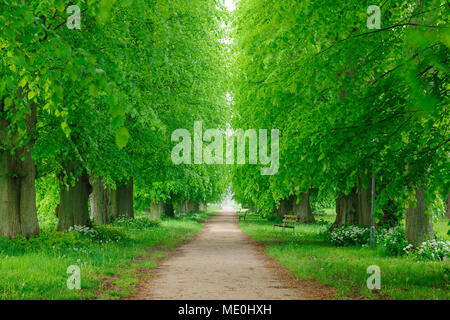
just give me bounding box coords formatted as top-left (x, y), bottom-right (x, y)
top-left (127, 210), bottom-right (335, 300)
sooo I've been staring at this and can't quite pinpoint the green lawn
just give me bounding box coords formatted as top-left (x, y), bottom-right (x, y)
top-left (0, 211), bottom-right (215, 300)
top-left (239, 211), bottom-right (450, 300)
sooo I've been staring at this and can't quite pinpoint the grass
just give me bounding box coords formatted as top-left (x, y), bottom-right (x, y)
top-left (0, 210), bottom-right (216, 300)
top-left (239, 210), bottom-right (450, 300)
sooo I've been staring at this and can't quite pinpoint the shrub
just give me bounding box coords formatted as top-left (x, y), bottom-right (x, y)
top-left (404, 239), bottom-right (450, 261)
top-left (328, 224), bottom-right (371, 246)
top-left (376, 227), bottom-right (408, 256)
top-left (69, 224), bottom-right (126, 243)
top-left (112, 216), bottom-right (161, 230)
top-left (328, 225), bottom-right (408, 255)
top-left (0, 231), bottom-right (91, 254)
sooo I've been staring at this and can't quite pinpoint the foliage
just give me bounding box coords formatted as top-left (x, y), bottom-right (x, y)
top-left (0, 211), bottom-right (208, 299)
top-left (377, 227), bottom-right (409, 256)
top-left (239, 214), bottom-right (450, 299)
top-left (68, 225), bottom-right (126, 244)
top-left (404, 239), bottom-right (450, 261)
top-left (328, 225), bottom-right (372, 247)
top-left (112, 217), bottom-right (161, 230)
top-left (230, 0), bottom-right (449, 233)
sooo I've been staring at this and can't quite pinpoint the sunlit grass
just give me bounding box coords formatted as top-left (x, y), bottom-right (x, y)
top-left (239, 211), bottom-right (450, 300)
top-left (0, 211), bottom-right (214, 300)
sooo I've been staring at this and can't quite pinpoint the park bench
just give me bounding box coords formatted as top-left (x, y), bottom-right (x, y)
top-left (238, 209), bottom-right (259, 221)
top-left (273, 214), bottom-right (297, 233)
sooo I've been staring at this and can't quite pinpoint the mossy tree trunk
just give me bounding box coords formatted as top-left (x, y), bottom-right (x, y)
top-left (56, 169), bottom-right (92, 231)
top-left (164, 202), bottom-right (175, 217)
top-left (331, 190), bottom-right (358, 230)
top-left (357, 180), bottom-right (371, 226)
top-left (150, 201), bottom-right (164, 219)
top-left (445, 192), bottom-right (450, 219)
top-left (275, 196), bottom-right (293, 217)
top-left (111, 178), bottom-right (134, 219)
top-left (293, 191), bottom-right (315, 223)
top-left (0, 102), bottom-right (39, 238)
top-left (89, 176), bottom-right (111, 225)
top-left (187, 200), bottom-right (195, 212)
top-left (406, 188), bottom-right (434, 247)
top-left (198, 201), bottom-right (207, 212)
top-left (331, 179), bottom-right (372, 230)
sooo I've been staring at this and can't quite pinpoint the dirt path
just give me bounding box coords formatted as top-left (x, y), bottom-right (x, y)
top-left (130, 210), bottom-right (306, 300)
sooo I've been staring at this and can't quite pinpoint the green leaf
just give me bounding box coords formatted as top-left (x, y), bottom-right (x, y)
top-left (115, 127), bottom-right (130, 149)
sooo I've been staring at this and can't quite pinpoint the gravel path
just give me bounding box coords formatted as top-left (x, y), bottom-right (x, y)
top-left (130, 210), bottom-right (305, 300)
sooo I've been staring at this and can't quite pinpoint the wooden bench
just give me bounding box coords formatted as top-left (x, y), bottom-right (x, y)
top-left (273, 215), bottom-right (297, 233)
top-left (238, 209), bottom-right (259, 221)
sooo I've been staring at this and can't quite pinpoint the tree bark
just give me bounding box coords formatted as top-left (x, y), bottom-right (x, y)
top-left (187, 200), bottom-right (195, 212)
top-left (331, 180), bottom-right (373, 229)
top-left (357, 181), bottom-right (371, 226)
top-left (198, 201), bottom-right (207, 211)
top-left (275, 196), bottom-right (294, 217)
top-left (150, 201), bottom-right (164, 219)
top-left (89, 176), bottom-right (111, 225)
top-left (379, 199), bottom-right (400, 227)
top-left (164, 202), bottom-right (175, 217)
top-left (110, 178), bottom-right (134, 219)
top-left (56, 170), bottom-right (92, 231)
top-left (445, 192), bottom-right (450, 219)
top-left (176, 201), bottom-right (187, 214)
top-left (293, 191), bottom-right (315, 223)
top-left (331, 189), bottom-right (358, 230)
top-left (0, 103), bottom-right (40, 238)
top-left (406, 188), bottom-right (434, 247)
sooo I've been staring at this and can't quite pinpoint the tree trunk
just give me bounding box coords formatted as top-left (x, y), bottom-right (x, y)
top-left (357, 181), bottom-right (371, 226)
top-left (275, 196), bottom-right (294, 217)
top-left (198, 201), bottom-right (207, 211)
top-left (0, 103), bottom-right (39, 238)
top-left (445, 192), bottom-right (450, 219)
top-left (150, 201), bottom-right (164, 219)
top-left (331, 190), bottom-right (358, 230)
top-left (187, 200), bottom-right (195, 212)
top-left (379, 199), bottom-right (400, 227)
top-left (176, 201), bottom-right (187, 214)
top-left (164, 202), bottom-right (174, 217)
top-left (293, 191), bottom-right (315, 223)
top-left (56, 170), bottom-right (91, 231)
top-left (406, 188), bottom-right (434, 247)
top-left (89, 176), bottom-right (111, 225)
top-left (110, 178), bottom-right (134, 219)
top-left (193, 201), bottom-right (200, 211)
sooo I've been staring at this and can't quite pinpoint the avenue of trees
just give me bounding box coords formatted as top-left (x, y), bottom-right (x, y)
top-left (0, 0), bottom-right (228, 238)
top-left (230, 0), bottom-right (449, 246)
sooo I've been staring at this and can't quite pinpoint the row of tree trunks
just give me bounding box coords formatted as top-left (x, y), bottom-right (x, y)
top-left (175, 200), bottom-right (207, 215)
top-left (149, 201), bottom-right (177, 219)
top-left (0, 103), bottom-right (40, 238)
top-left (56, 176), bottom-right (134, 231)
